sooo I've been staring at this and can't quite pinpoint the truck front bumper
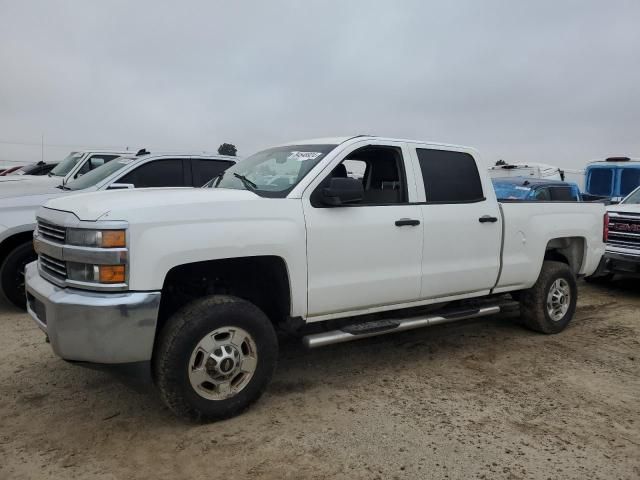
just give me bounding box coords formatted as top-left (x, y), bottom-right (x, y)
top-left (25, 262), bottom-right (162, 364)
top-left (601, 249), bottom-right (640, 275)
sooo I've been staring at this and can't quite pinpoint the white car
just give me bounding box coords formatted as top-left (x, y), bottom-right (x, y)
top-left (0, 150), bottom-right (129, 184)
top-left (26, 135), bottom-right (605, 421)
top-left (0, 152), bottom-right (236, 308)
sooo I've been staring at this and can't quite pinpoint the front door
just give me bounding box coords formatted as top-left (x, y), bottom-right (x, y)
top-left (303, 142), bottom-right (423, 318)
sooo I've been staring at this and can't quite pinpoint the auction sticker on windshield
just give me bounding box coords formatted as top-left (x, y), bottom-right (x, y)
top-left (287, 151), bottom-right (323, 162)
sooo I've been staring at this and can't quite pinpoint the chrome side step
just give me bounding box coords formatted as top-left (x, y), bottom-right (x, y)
top-left (302, 306), bottom-right (501, 348)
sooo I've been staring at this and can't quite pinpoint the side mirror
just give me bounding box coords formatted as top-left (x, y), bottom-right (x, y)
top-left (107, 183), bottom-right (135, 190)
top-left (90, 158), bottom-right (105, 169)
top-left (321, 177), bottom-right (363, 206)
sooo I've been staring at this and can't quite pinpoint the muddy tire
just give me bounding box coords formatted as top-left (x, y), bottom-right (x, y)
top-left (519, 261), bottom-right (577, 334)
top-left (154, 295), bottom-right (278, 422)
top-left (0, 242), bottom-right (37, 310)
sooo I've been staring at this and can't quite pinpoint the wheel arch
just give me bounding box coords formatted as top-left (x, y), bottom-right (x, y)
top-left (155, 255), bottom-right (292, 344)
top-left (544, 236), bottom-right (586, 275)
top-left (0, 229), bottom-right (35, 264)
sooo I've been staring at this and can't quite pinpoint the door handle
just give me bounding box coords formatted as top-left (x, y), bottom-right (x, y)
top-left (479, 215), bottom-right (498, 223)
top-left (395, 218), bottom-right (420, 227)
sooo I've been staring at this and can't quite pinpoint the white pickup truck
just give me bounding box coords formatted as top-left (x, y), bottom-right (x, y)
top-left (25, 136), bottom-right (606, 421)
top-left (598, 186), bottom-right (640, 277)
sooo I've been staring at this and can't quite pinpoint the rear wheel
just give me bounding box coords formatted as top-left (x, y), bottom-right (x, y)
top-left (154, 295), bottom-right (278, 422)
top-left (519, 261), bottom-right (577, 334)
top-left (0, 242), bottom-right (37, 310)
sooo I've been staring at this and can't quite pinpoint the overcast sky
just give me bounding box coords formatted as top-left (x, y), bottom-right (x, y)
top-left (1, 1), bottom-right (639, 170)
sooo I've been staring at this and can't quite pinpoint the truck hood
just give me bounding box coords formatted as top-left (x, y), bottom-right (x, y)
top-left (608, 203), bottom-right (640, 214)
top-left (44, 187), bottom-right (261, 221)
top-left (0, 177), bottom-right (63, 199)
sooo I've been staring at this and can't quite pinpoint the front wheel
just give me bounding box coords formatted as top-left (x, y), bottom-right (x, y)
top-left (519, 261), bottom-right (577, 334)
top-left (154, 295), bottom-right (278, 422)
top-left (0, 242), bottom-right (37, 310)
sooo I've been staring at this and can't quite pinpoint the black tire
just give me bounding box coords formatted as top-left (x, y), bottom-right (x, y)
top-left (154, 295), bottom-right (278, 422)
top-left (519, 261), bottom-right (577, 334)
top-left (0, 242), bottom-right (37, 310)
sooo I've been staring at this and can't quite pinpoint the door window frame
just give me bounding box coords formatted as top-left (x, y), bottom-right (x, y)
top-left (302, 140), bottom-right (419, 207)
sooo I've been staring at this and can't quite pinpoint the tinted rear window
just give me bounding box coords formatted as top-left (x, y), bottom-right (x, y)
top-left (416, 149), bottom-right (484, 203)
top-left (548, 186), bottom-right (578, 201)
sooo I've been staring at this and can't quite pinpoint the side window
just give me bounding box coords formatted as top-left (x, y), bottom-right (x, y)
top-left (76, 154), bottom-right (120, 176)
top-left (549, 186), bottom-right (576, 201)
top-left (342, 159), bottom-right (366, 180)
top-left (533, 188), bottom-right (551, 201)
top-left (192, 159), bottom-right (234, 187)
top-left (118, 159), bottom-right (186, 188)
top-left (416, 149), bottom-right (484, 203)
top-left (312, 146), bottom-right (407, 206)
top-left (620, 169), bottom-right (640, 196)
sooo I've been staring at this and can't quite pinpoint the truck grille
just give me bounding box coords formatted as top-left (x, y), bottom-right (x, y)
top-left (37, 220), bottom-right (66, 243)
top-left (608, 213), bottom-right (640, 250)
top-left (39, 253), bottom-right (67, 281)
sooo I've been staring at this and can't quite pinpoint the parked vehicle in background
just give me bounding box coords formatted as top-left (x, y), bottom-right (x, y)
top-left (492, 177), bottom-right (582, 201)
top-left (7, 161), bottom-right (59, 176)
top-left (593, 186), bottom-right (640, 279)
top-left (0, 165), bottom-right (24, 176)
top-left (0, 152), bottom-right (235, 309)
top-left (0, 150), bottom-right (130, 184)
top-left (26, 135), bottom-right (605, 421)
top-left (584, 157), bottom-right (640, 203)
top-left (488, 162), bottom-right (565, 181)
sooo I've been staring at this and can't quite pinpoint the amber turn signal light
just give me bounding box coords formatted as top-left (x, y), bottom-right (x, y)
top-left (101, 230), bottom-right (126, 248)
top-left (99, 265), bottom-right (126, 283)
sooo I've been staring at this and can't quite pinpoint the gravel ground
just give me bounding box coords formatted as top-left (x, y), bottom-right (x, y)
top-left (0, 279), bottom-right (638, 480)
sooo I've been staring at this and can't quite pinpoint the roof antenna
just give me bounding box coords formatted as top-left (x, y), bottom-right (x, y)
top-left (136, 148), bottom-right (149, 156)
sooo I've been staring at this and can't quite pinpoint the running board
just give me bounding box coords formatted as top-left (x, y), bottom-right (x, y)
top-left (302, 306), bottom-right (501, 348)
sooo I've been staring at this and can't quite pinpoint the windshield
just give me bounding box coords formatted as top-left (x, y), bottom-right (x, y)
top-left (65, 157), bottom-right (133, 191)
top-left (492, 181), bottom-right (532, 200)
top-left (622, 186), bottom-right (640, 204)
top-left (49, 152), bottom-right (84, 177)
top-left (210, 144), bottom-right (337, 197)
top-left (587, 168), bottom-right (613, 196)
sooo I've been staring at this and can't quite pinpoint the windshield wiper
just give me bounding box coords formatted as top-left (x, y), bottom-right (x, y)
top-left (55, 184), bottom-right (70, 190)
top-left (233, 173), bottom-right (257, 190)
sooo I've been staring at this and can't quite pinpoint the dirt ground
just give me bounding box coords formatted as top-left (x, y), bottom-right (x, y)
top-left (0, 279), bottom-right (638, 480)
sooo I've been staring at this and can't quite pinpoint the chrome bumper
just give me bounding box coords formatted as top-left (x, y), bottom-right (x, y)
top-left (25, 262), bottom-right (161, 364)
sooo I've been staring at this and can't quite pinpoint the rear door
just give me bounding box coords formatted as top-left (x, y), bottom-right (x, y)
top-left (408, 145), bottom-right (502, 299)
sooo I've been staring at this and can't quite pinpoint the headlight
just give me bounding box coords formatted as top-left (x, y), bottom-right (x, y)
top-left (67, 262), bottom-right (126, 284)
top-left (66, 229), bottom-right (126, 248)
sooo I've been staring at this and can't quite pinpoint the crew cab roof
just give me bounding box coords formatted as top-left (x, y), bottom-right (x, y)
top-left (281, 135), bottom-right (474, 151)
